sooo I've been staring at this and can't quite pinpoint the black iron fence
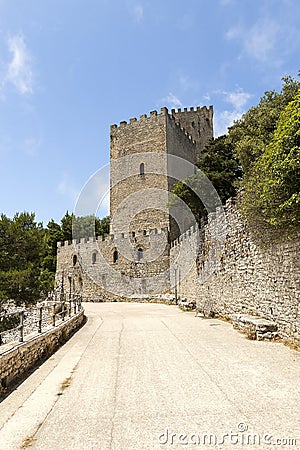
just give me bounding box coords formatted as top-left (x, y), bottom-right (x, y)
top-left (0, 294), bottom-right (82, 346)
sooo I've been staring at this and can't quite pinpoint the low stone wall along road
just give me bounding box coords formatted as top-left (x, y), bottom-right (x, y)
top-left (0, 302), bottom-right (299, 449)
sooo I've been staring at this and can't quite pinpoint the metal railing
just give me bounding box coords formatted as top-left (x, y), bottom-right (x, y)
top-left (0, 294), bottom-right (82, 346)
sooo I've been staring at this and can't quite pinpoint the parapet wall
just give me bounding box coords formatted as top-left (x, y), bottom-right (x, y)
top-left (110, 106), bottom-right (211, 161)
top-left (110, 106), bottom-right (210, 136)
top-left (57, 226), bottom-right (170, 248)
top-left (171, 199), bottom-right (300, 346)
top-left (0, 311), bottom-right (85, 399)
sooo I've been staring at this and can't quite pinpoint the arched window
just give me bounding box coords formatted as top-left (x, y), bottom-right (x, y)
top-left (92, 252), bottom-right (97, 264)
top-left (139, 162), bottom-right (144, 175)
top-left (137, 248), bottom-right (143, 261)
top-left (73, 254), bottom-right (77, 266)
top-left (113, 249), bottom-right (118, 263)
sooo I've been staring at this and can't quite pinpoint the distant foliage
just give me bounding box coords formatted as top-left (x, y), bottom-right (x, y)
top-left (0, 212), bottom-right (48, 305)
top-left (72, 214), bottom-right (110, 240)
top-left (0, 211), bottom-right (110, 305)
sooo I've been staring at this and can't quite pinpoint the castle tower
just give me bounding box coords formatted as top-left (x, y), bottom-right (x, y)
top-left (56, 105), bottom-right (213, 301)
top-left (109, 106), bottom-right (213, 239)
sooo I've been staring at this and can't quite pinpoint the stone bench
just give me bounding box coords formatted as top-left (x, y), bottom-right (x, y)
top-left (231, 314), bottom-right (278, 341)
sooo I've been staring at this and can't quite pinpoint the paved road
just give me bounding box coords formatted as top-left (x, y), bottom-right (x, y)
top-left (0, 302), bottom-right (299, 449)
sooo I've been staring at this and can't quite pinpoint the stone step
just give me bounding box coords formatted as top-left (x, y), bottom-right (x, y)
top-left (231, 314), bottom-right (278, 341)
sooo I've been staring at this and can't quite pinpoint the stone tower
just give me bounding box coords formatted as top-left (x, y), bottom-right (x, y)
top-left (109, 106), bottom-right (213, 239)
top-left (56, 105), bottom-right (213, 301)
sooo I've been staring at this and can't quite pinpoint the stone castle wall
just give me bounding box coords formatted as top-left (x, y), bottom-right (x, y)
top-left (171, 200), bottom-right (300, 345)
top-left (56, 227), bottom-right (171, 301)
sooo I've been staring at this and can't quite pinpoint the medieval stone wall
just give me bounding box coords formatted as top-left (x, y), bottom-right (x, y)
top-left (171, 200), bottom-right (300, 345)
top-left (56, 227), bottom-right (171, 301)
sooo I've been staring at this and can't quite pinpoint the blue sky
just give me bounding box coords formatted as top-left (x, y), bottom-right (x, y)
top-left (0, 0), bottom-right (299, 225)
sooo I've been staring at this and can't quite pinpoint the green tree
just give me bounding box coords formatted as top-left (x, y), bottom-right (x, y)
top-left (242, 89), bottom-right (300, 231)
top-left (43, 219), bottom-right (63, 273)
top-left (228, 76), bottom-right (299, 175)
top-left (95, 216), bottom-right (110, 237)
top-left (171, 135), bottom-right (241, 223)
top-left (60, 212), bottom-right (110, 241)
top-left (72, 215), bottom-right (109, 239)
top-left (0, 212), bottom-right (47, 305)
top-left (61, 211), bottom-right (73, 241)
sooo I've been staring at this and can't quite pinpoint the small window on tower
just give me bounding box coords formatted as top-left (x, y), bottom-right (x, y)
top-left (191, 121), bottom-right (195, 128)
top-left (140, 162), bottom-right (145, 175)
top-left (73, 255), bottom-right (77, 266)
top-left (137, 248), bottom-right (143, 261)
top-left (92, 252), bottom-right (97, 264)
top-left (113, 249), bottom-right (118, 263)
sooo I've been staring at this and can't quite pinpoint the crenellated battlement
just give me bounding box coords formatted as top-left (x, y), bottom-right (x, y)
top-left (110, 107), bottom-right (169, 132)
top-left (170, 223), bottom-right (199, 248)
top-left (170, 105), bottom-right (213, 115)
top-left (110, 105), bottom-right (212, 155)
top-left (57, 226), bottom-right (170, 248)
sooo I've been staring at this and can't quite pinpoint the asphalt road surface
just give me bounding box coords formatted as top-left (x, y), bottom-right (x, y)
top-left (0, 302), bottom-right (299, 449)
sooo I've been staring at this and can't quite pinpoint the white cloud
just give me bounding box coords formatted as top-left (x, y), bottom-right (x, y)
top-left (24, 136), bottom-right (41, 157)
top-left (57, 173), bottom-right (79, 204)
top-left (179, 73), bottom-right (199, 92)
top-left (6, 34), bottom-right (34, 95)
top-left (202, 94), bottom-right (211, 102)
top-left (225, 18), bottom-right (298, 67)
top-left (212, 88), bottom-right (252, 136)
top-left (130, 3), bottom-right (144, 24)
top-left (225, 26), bottom-right (242, 40)
top-left (223, 88), bottom-right (252, 110)
top-left (220, 0), bottom-right (237, 5)
top-left (214, 110), bottom-right (243, 137)
top-left (161, 92), bottom-right (183, 109)
top-left (244, 20), bottom-right (280, 63)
